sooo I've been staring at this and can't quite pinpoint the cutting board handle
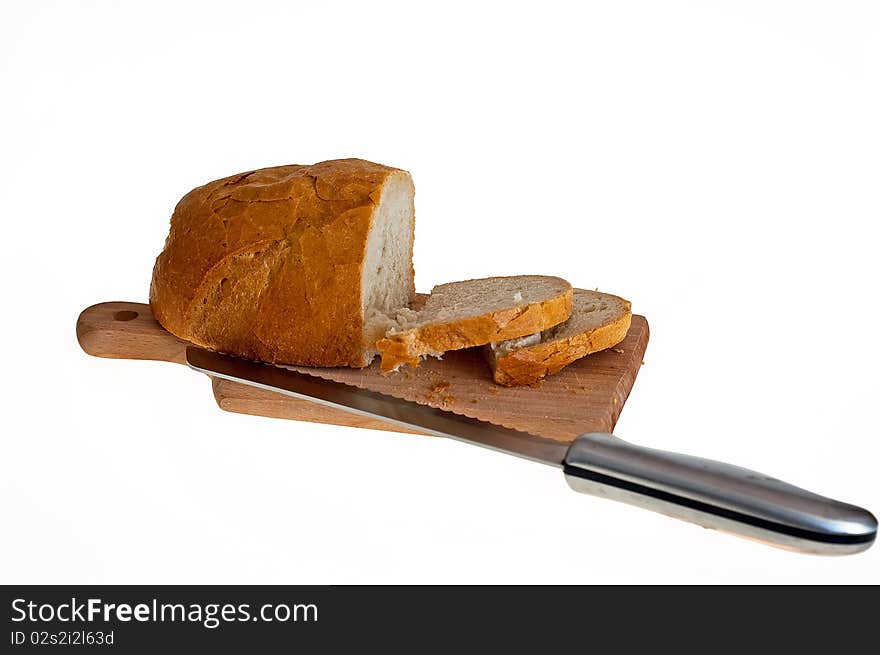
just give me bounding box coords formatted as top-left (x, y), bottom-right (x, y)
top-left (76, 301), bottom-right (188, 364)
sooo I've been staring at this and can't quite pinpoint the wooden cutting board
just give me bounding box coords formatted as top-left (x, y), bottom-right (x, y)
top-left (76, 301), bottom-right (649, 442)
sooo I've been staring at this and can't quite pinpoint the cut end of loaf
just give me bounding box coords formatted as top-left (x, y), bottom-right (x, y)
top-left (359, 170), bottom-right (416, 364)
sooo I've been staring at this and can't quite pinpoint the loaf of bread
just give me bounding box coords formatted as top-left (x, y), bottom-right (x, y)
top-left (150, 159), bottom-right (415, 367)
top-left (488, 289), bottom-right (632, 386)
top-left (376, 276), bottom-right (573, 372)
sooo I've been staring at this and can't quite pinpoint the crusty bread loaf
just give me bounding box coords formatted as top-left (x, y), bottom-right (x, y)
top-left (488, 289), bottom-right (631, 386)
top-left (376, 276), bottom-right (573, 373)
top-left (150, 159), bottom-right (415, 367)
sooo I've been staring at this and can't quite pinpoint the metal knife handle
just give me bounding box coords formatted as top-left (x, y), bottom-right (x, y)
top-left (563, 433), bottom-right (876, 555)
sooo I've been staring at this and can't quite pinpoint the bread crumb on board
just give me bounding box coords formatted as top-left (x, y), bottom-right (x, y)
top-left (609, 347), bottom-right (624, 354)
top-left (429, 381), bottom-right (451, 394)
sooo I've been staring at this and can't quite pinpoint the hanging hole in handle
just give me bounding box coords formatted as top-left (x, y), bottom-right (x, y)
top-left (113, 310), bottom-right (138, 321)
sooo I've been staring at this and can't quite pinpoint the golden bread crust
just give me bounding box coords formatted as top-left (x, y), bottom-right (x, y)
top-left (150, 159), bottom-right (413, 367)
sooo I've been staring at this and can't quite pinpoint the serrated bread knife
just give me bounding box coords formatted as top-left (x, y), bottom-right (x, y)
top-left (187, 346), bottom-right (876, 555)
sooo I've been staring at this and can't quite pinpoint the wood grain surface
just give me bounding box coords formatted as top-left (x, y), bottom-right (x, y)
top-left (77, 301), bottom-right (649, 441)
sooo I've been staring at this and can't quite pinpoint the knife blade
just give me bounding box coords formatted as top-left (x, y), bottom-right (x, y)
top-left (186, 346), bottom-right (877, 555)
top-left (186, 346), bottom-right (569, 466)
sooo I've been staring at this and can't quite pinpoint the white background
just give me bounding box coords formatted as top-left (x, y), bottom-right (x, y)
top-left (1, 0), bottom-right (878, 583)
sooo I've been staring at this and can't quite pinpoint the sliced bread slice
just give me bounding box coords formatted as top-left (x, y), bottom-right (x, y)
top-left (488, 289), bottom-right (632, 386)
top-left (376, 276), bottom-right (573, 373)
